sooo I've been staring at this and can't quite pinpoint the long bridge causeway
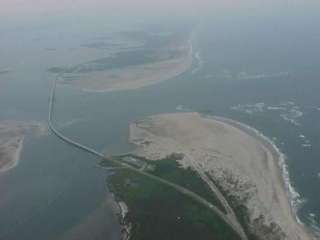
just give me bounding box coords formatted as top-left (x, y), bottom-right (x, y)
top-left (48, 76), bottom-right (248, 240)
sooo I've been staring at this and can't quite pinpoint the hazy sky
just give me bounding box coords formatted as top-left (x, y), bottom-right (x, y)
top-left (1, 0), bottom-right (229, 15)
top-left (1, 0), bottom-right (319, 21)
top-left (1, 0), bottom-right (318, 14)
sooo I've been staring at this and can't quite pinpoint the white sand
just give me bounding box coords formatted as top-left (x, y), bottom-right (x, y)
top-left (129, 112), bottom-right (313, 240)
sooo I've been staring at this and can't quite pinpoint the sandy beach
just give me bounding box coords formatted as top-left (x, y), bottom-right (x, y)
top-left (0, 121), bottom-right (47, 173)
top-left (129, 112), bottom-right (313, 240)
top-left (59, 42), bottom-right (193, 92)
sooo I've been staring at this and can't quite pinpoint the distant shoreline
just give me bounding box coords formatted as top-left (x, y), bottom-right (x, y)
top-left (57, 40), bottom-right (193, 93)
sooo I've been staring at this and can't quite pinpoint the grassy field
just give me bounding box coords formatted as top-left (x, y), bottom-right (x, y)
top-left (102, 156), bottom-right (240, 240)
top-left (140, 154), bottom-right (226, 213)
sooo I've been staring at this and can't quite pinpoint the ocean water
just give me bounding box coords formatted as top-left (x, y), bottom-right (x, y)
top-left (1, 10), bottom-right (320, 239)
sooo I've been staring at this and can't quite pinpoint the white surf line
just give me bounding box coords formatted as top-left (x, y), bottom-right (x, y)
top-left (211, 115), bottom-right (304, 224)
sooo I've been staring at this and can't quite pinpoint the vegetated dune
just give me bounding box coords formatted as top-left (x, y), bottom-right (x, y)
top-left (0, 121), bottom-right (47, 173)
top-left (129, 112), bottom-right (313, 240)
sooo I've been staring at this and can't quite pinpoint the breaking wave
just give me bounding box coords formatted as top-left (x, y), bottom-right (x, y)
top-left (212, 116), bottom-right (306, 223)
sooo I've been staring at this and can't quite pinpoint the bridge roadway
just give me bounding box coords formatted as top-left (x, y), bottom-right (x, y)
top-left (48, 77), bottom-right (248, 240)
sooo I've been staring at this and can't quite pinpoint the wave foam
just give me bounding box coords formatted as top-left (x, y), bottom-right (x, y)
top-left (212, 116), bottom-right (306, 223)
top-left (307, 213), bottom-right (320, 236)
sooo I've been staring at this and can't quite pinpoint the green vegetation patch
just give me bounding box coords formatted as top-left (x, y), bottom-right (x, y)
top-left (141, 154), bottom-right (226, 213)
top-left (107, 167), bottom-right (240, 240)
top-left (48, 49), bottom-right (158, 75)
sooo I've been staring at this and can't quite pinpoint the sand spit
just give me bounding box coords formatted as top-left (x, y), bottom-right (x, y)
top-left (129, 112), bottom-right (314, 240)
top-left (59, 42), bottom-right (193, 92)
top-left (0, 121), bottom-right (47, 173)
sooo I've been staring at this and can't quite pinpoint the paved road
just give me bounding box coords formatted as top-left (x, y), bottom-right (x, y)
top-left (48, 76), bottom-right (248, 240)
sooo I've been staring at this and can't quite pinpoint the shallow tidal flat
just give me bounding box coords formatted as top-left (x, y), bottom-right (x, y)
top-left (129, 112), bottom-right (312, 240)
top-left (0, 121), bottom-right (46, 172)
